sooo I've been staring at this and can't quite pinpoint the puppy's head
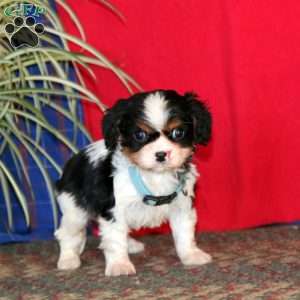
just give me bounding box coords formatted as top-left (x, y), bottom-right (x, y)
top-left (102, 90), bottom-right (212, 172)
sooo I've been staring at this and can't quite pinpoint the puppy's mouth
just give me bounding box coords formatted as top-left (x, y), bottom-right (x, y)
top-left (138, 159), bottom-right (186, 173)
top-left (122, 144), bottom-right (194, 172)
top-left (151, 162), bottom-right (170, 172)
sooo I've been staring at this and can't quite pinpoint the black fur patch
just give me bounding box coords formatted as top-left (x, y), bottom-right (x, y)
top-left (56, 151), bottom-right (115, 221)
top-left (120, 125), bottom-right (161, 152)
top-left (163, 90), bottom-right (212, 146)
top-left (102, 93), bottom-right (148, 151)
top-left (102, 90), bottom-right (211, 155)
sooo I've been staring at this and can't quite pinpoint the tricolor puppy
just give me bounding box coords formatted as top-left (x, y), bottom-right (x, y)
top-left (55, 90), bottom-right (212, 276)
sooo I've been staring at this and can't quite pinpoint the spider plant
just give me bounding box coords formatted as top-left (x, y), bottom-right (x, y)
top-left (0, 0), bottom-right (140, 233)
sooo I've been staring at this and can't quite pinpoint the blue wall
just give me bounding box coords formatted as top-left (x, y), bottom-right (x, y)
top-left (0, 1), bottom-right (90, 243)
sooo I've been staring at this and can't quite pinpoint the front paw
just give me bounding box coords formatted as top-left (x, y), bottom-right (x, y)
top-left (181, 248), bottom-right (212, 266)
top-left (105, 259), bottom-right (136, 276)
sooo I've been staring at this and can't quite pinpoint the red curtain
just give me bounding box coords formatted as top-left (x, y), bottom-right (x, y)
top-left (60, 0), bottom-right (300, 232)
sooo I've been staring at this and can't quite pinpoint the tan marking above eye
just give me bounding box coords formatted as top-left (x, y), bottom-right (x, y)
top-left (137, 120), bottom-right (155, 134)
top-left (164, 118), bottom-right (183, 132)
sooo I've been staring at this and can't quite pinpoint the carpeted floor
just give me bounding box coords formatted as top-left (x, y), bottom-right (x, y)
top-left (0, 226), bottom-right (300, 300)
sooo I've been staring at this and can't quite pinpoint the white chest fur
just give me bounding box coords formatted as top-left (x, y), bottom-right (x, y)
top-left (112, 149), bottom-right (198, 230)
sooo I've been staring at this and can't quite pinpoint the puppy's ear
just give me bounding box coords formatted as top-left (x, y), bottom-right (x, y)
top-left (102, 99), bottom-right (129, 151)
top-left (184, 92), bottom-right (212, 145)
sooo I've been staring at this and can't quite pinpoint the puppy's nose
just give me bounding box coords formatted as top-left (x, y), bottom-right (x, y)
top-left (155, 151), bottom-right (167, 162)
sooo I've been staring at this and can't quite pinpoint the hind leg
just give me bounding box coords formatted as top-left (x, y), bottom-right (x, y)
top-left (128, 237), bottom-right (145, 254)
top-left (55, 193), bottom-right (88, 270)
top-left (99, 236), bottom-right (144, 254)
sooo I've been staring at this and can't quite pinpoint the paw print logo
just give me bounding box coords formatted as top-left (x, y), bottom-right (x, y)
top-left (4, 16), bottom-right (44, 48)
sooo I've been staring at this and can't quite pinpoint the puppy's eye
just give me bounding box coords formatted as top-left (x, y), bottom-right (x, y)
top-left (133, 130), bottom-right (148, 143)
top-left (170, 128), bottom-right (185, 140)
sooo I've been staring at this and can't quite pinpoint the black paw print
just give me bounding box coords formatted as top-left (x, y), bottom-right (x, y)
top-left (5, 16), bottom-right (44, 48)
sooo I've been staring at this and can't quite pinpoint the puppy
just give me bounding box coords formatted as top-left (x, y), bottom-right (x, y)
top-left (55, 90), bottom-right (212, 276)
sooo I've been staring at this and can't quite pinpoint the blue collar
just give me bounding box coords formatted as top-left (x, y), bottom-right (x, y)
top-left (128, 166), bottom-right (185, 206)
